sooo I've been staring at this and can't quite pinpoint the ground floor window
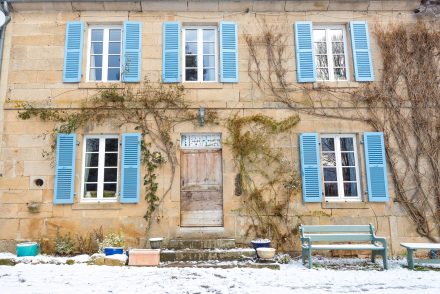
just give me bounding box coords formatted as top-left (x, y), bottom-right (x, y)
top-left (320, 134), bottom-right (361, 201)
top-left (82, 135), bottom-right (119, 201)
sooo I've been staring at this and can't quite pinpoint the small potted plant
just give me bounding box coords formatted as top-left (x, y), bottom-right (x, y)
top-left (99, 232), bottom-right (125, 256)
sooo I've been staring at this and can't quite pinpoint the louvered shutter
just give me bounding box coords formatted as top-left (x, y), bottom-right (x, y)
top-left (120, 133), bottom-right (141, 203)
top-left (364, 132), bottom-right (389, 202)
top-left (350, 21), bottom-right (374, 82)
top-left (63, 22), bottom-right (84, 83)
top-left (294, 22), bottom-right (316, 83)
top-left (122, 21), bottom-right (142, 82)
top-left (54, 134), bottom-right (76, 204)
top-left (220, 21), bottom-right (238, 83)
top-left (162, 22), bottom-right (181, 83)
top-left (299, 133), bottom-right (322, 202)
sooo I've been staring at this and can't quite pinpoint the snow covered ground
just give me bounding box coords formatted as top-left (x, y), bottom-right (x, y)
top-left (1, 258), bottom-right (440, 293)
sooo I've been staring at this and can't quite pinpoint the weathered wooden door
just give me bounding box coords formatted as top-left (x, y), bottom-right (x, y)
top-left (180, 149), bottom-right (223, 227)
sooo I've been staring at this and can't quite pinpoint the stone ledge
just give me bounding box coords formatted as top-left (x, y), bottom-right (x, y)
top-left (322, 201), bottom-right (370, 209)
top-left (78, 82), bottom-right (126, 89)
top-left (71, 202), bottom-right (122, 210)
top-left (313, 81), bottom-right (360, 89)
top-left (183, 83), bottom-right (224, 89)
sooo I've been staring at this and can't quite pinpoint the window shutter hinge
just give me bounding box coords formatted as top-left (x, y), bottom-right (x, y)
top-left (360, 140), bottom-right (364, 144)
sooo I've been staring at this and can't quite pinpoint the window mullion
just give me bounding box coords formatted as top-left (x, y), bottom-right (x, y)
top-left (327, 29), bottom-right (334, 81)
top-left (97, 137), bottom-right (105, 199)
top-left (197, 29), bottom-right (203, 82)
top-left (103, 28), bottom-right (109, 82)
top-left (335, 136), bottom-right (344, 199)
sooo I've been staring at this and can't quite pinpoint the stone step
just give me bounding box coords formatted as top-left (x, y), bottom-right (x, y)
top-left (167, 238), bottom-right (236, 250)
top-left (160, 248), bottom-right (256, 262)
top-left (160, 261), bottom-right (280, 270)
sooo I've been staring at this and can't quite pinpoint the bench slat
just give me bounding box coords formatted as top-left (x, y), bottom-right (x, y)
top-left (400, 243), bottom-right (440, 250)
top-left (305, 233), bottom-right (373, 242)
top-left (301, 225), bottom-right (371, 233)
top-left (309, 244), bottom-right (384, 250)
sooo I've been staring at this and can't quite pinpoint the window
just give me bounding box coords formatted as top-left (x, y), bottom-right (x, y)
top-left (82, 135), bottom-right (119, 201)
top-left (313, 26), bottom-right (348, 81)
top-left (87, 26), bottom-right (122, 82)
top-left (320, 134), bottom-right (361, 201)
top-left (183, 27), bottom-right (217, 82)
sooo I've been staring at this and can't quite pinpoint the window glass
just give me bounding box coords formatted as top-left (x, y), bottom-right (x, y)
top-left (321, 135), bottom-right (360, 200)
top-left (313, 27), bottom-right (348, 81)
top-left (82, 136), bottom-right (119, 201)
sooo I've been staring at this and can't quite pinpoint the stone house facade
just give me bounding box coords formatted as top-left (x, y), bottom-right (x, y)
top-left (0, 0), bottom-right (431, 254)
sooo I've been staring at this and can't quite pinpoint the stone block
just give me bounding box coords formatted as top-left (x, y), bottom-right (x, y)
top-left (328, 0), bottom-right (369, 11)
top-left (0, 190), bottom-right (43, 204)
top-left (23, 161), bottom-right (53, 176)
top-left (219, 0), bottom-right (252, 12)
top-left (0, 219), bottom-right (20, 239)
top-left (285, 0), bottom-right (329, 11)
top-left (252, 0), bottom-right (285, 12)
top-left (140, 1), bottom-right (187, 11)
top-left (0, 177), bottom-right (30, 190)
top-left (187, 0), bottom-right (219, 12)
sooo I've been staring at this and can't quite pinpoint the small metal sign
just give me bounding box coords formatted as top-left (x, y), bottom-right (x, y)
top-left (180, 133), bottom-right (222, 149)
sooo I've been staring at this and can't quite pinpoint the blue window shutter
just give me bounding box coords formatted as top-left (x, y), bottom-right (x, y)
top-left (220, 21), bottom-right (238, 83)
top-left (54, 134), bottom-right (76, 204)
top-left (294, 22), bottom-right (316, 83)
top-left (350, 21), bottom-right (374, 82)
top-left (122, 21), bottom-right (142, 82)
top-left (364, 132), bottom-right (389, 202)
top-left (299, 133), bottom-right (322, 202)
top-left (120, 133), bottom-right (141, 203)
top-left (63, 21), bottom-right (84, 83)
top-left (162, 22), bottom-right (181, 83)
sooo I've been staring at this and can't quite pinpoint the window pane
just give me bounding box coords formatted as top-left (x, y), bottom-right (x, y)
top-left (333, 55), bottom-right (345, 67)
top-left (85, 153), bottom-right (99, 167)
top-left (321, 138), bottom-right (335, 151)
top-left (340, 137), bottom-right (354, 151)
top-left (105, 138), bottom-right (118, 152)
top-left (341, 152), bottom-right (355, 166)
top-left (344, 182), bottom-right (358, 197)
top-left (85, 168), bottom-right (98, 182)
top-left (104, 168), bottom-right (118, 182)
top-left (322, 153), bottom-right (336, 167)
top-left (314, 42), bottom-right (327, 55)
top-left (86, 139), bottom-right (100, 152)
top-left (185, 55), bottom-right (197, 68)
top-left (317, 68), bottom-right (329, 80)
top-left (334, 68), bottom-right (347, 80)
top-left (107, 68), bottom-right (120, 81)
top-left (108, 55), bottom-right (120, 68)
top-left (89, 68), bottom-right (102, 81)
top-left (203, 68), bottom-right (215, 81)
top-left (90, 55), bottom-right (102, 67)
top-left (332, 42), bottom-right (344, 54)
top-left (203, 55), bottom-right (215, 68)
top-left (84, 184), bottom-right (98, 198)
top-left (91, 29), bottom-right (103, 41)
top-left (109, 29), bottom-right (121, 42)
top-left (109, 42), bottom-right (121, 54)
top-left (91, 42), bottom-right (103, 55)
top-left (185, 42), bottom-right (197, 55)
top-left (185, 69), bottom-right (198, 81)
top-left (323, 167), bottom-right (337, 181)
top-left (342, 167), bottom-right (357, 181)
top-left (203, 29), bottom-right (215, 42)
top-left (103, 184), bottom-right (117, 198)
top-left (105, 154), bottom-right (118, 167)
top-left (325, 183), bottom-right (338, 197)
top-left (203, 43), bottom-right (215, 54)
top-left (185, 29), bottom-right (197, 42)
top-left (313, 29), bottom-right (326, 42)
top-left (330, 29), bottom-right (343, 42)
top-left (316, 55), bottom-right (328, 68)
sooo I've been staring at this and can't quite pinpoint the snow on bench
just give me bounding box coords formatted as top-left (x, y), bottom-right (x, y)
top-left (400, 243), bottom-right (440, 270)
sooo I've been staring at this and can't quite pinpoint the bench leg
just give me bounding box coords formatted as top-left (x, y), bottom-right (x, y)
top-left (407, 249), bottom-right (414, 270)
top-left (371, 251), bottom-right (376, 263)
top-left (302, 248), bottom-right (306, 265)
top-left (382, 249), bottom-right (388, 270)
top-left (308, 248), bottom-right (312, 269)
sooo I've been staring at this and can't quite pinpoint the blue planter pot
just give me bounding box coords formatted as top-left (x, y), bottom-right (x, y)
top-left (104, 247), bottom-right (124, 256)
top-left (250, 239), bottom-right (271, 250)
top-left (16, 242), bottom-right (38, 257)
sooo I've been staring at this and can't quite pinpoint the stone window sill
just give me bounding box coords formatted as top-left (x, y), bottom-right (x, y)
top-left (72, 202), bottom-right (122, 210)
top-left (321, 201), bottom-right (369, 209)
top-left (183, 83), bottom-right (223, 89)
top-left (78, 82), bottom-right (126, 89)
top-left (313, 81), bottom-right (359, 89)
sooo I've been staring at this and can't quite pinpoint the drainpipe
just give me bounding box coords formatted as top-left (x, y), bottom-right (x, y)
top-left (0, 1), bottom-right (11, 76)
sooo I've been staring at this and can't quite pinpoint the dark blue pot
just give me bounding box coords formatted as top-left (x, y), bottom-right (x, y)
top-left (104, 247), bottom-right (123, 256)
top-left (250, 240), bottom-right (271, 250)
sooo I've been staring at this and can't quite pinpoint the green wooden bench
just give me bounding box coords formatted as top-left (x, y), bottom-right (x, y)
top-left (299, 224), bottom-right (388, 269)
top-left (400, 243), bottom-right (440, 270)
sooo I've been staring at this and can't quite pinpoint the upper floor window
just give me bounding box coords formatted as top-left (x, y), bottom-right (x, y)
top-left (87, 25), bottom-right (122, 82)
top-left (313, 26), bottom-right (348, 81)
top-left (183, 27), bottom-right (217, 82)
top-left (321, 134), bottom-right (361, 201)
top-left (82, 135), bottom-right (119, 201)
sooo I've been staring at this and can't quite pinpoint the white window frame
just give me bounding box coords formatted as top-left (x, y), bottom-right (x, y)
top-left (81, 134), bottom-right (119, 202)
top-left (313, 25), bottom-right (350, 82)
top-left (182, 26), bottom-right (218, 83)
top-left (320, 134), bottom-right (361, 202)
top-left (86, 25), bottom-right (122, 82)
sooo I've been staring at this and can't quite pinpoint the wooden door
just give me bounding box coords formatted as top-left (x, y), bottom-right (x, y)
top-left (180, 149), bottom-right (223, 227)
